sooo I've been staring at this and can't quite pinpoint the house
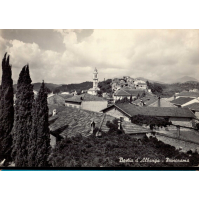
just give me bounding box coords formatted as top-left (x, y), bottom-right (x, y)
top-left (184, 102), bottom-right (199, 119)
top-left (101, 103), bottom-right (197, 127)
top-left (113, 89), bottom-right (145, 102)
top-left (48, 105), bottom-right (151, 147)
top-left (48, 94), bottom-right (73, 105)
top-left (61, 91), bottom-right (70, 95)
top-left (170, 97), bottom-right (196, 108)
top-left (149, 97), bottom-right (177, 107)
top-left (175, 91), bottom-right (199, 98)
top-left (135, 82), bottom-right (147, 90)
top-left (133, 95), bottom-right (158, 107)
top-left (65, 93), bottom-right (108, 112)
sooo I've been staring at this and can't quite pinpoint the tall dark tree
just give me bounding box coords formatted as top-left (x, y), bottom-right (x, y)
top-left (28, 81), bottom-right (50, 167)
top-left (0, 53), bottom-right (14, 161)
top-left (12, 65), bottom-right (34, 167)
top-left (129, 95), bottom-right (133, 103)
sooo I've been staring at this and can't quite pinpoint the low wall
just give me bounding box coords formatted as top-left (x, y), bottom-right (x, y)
top-left (147, 133), bottom-right (199, 153)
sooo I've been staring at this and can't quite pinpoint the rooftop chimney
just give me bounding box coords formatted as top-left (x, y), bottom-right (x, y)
top-left (118, 119), bottom-right (121, 130)
top-left (53, 109), bottom-right (57, 116)
top-left (158, 96), bottom-right (161, 107)
top-left (176, 126), bottom-right (180, 138)
top-left (90, 120), bottom-right (95, 134)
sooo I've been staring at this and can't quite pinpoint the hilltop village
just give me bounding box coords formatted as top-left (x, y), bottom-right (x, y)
top-left (1, 54), bottom-right (199, 168)
top-left (47, 68), bottom-right (199, 153)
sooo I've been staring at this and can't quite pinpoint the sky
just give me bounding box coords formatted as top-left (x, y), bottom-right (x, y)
top-left (0, 29), bottom-right (199, 84)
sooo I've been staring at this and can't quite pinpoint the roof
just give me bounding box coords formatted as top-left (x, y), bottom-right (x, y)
top-left (177, 91), bottom-right (199, 98)
top-left (184, 102), bottom-right (199, 112)
top-left (133, 96), bottom-right (158, 106)
top-left (170, 97), bottom-right (195, 105)
top-left (65, 93), bottom-right (106, 103)
top-left (148, 98), bottom-right (176, 107)
top-left (114, 89), bottom-right (145, 96)
top-left (47, 94), bottom-right (72, 105)
top-left (49, 105), bottom-right (150, 138)
top-left (101, 103), bottom-right (196, 119)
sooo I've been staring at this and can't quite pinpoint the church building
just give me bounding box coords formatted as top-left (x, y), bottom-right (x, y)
top-left (87, 68), bottom-right (100, 95)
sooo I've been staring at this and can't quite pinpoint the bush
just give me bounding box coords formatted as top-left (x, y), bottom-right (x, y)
top-left (49, 132), bottom-right (199, 167)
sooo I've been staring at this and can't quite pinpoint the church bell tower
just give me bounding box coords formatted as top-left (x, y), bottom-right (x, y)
top-left (93, 68), bottom-right (98, 89)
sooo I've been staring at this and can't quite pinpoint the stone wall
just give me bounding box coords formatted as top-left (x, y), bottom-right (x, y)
top-left (104, 108), bottom-right (131, 122)
top-left (169, 117), bottom-right (193, 127)
top-left (65, 102), bottom-right (81, 109)
top-left (81, 101), bottom-right (108, 113)
top-left (50, 134), bottom-right (56, 148)
top-left (147, 133), bottom-right (199, 152)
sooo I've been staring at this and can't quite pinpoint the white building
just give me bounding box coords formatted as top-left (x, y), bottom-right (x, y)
top-left (87, 68), bottom-right (100, 95)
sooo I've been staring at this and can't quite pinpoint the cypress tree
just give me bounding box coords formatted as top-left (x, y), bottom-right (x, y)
top-left (130, 95), bottom-right (132, 103)
top-left (28, 81), bottom-right (50, 167)
top-left (12, 65), bottom-right (34, 167)
top-left (0, 53), bottom-right (14, 161)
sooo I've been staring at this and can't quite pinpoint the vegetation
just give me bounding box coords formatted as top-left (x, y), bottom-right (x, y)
top-left (147, 80), bottom-right (199, 97)
top-left (49, 132), bottom-right (199, 167)
top-left (0, 53), bottom-right (14, 162)
top-left (146, 81), bottom-right (163, 95)
top-left (98, 79), bottom-right (112, 94)
top-left (131, 115), bottom-right (172, 130)
top-left (53, 82), bottom-right (93, 94)
top-left (12, 65), bottom-right (34, 167)
top-left (28, 82), bottom-right (51, 167)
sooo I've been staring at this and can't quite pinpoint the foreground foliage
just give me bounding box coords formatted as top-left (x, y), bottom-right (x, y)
top-left (0, 53), bottom-right (14, 162)
top-left (28, 82), bottom-right (51, 167)
top-left (49, 133), bottom-right (199, 167)
top-left (12, 65), bottom-right (34, 167)
top-left (131, 115), bottom-right (172, 129)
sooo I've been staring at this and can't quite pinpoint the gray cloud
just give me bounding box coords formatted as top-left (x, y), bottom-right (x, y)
top-left (0, 29), bottom-right (199, 84)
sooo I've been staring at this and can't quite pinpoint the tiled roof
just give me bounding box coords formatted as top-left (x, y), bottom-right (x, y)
top-left (47, 94), bottom-right (67, 105)
top-left (49, 106), bottom-right (151, 138)
top-left (114, 89), bottom-right (145, 96)
top-left (170, 97), bottom-right (195, 105)
top-left (59, 94), bottom-right (73, 99)
top-left (177, 91), bottom-right (199, 98)
top-left (101, 103), bottom-right (196, 119)
top-left (133, 96), bottom-right (158, 106)
top-left (65, 93), bottom-right (106, 103)
top-left (148, 98), bottom-right (176, 107)
top-left (184, 103), bottom-right (199, 111)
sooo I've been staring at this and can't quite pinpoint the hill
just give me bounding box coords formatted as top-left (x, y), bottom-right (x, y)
top-left (53, 81), bottom-right (93, 94)
top-left (152, 81), bottom-right (199, 97)
top-left (136, 77), bottom-right (165, 84)
top-left (13, 82), bottom-right (61, 93)
top-left (174, 76), bottom-right (199, 83)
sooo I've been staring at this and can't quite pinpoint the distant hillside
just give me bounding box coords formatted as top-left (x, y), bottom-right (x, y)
top-left (136, 77), bottom-right (165, 84)
top-left (13, 83), bottom-right (61, 93)
top-left (154, 81), bottom-right (199, 98)
top-left (53, 81), bottom-right (93, 94)
top-left (173, 76), bottom-right (199, 83)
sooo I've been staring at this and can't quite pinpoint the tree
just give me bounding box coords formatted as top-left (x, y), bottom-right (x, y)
top-left (130, 95), bottom-right (132, 103)
top-left (28, 81), bottom-right (51, 167)
top-left (140, 91), bottom-right (146, 98)
top-left (53, 88), bottom-right (61, 94)
top-left (12, 65), bottom-right (34, 167)
top-left (0, 53), bottom-right (14, 162)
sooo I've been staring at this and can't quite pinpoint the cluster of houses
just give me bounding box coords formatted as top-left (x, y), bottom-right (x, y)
top-left (111, 76), bottom-right (149, 92)
top-left (47, 68), bottom-right (199, 151)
